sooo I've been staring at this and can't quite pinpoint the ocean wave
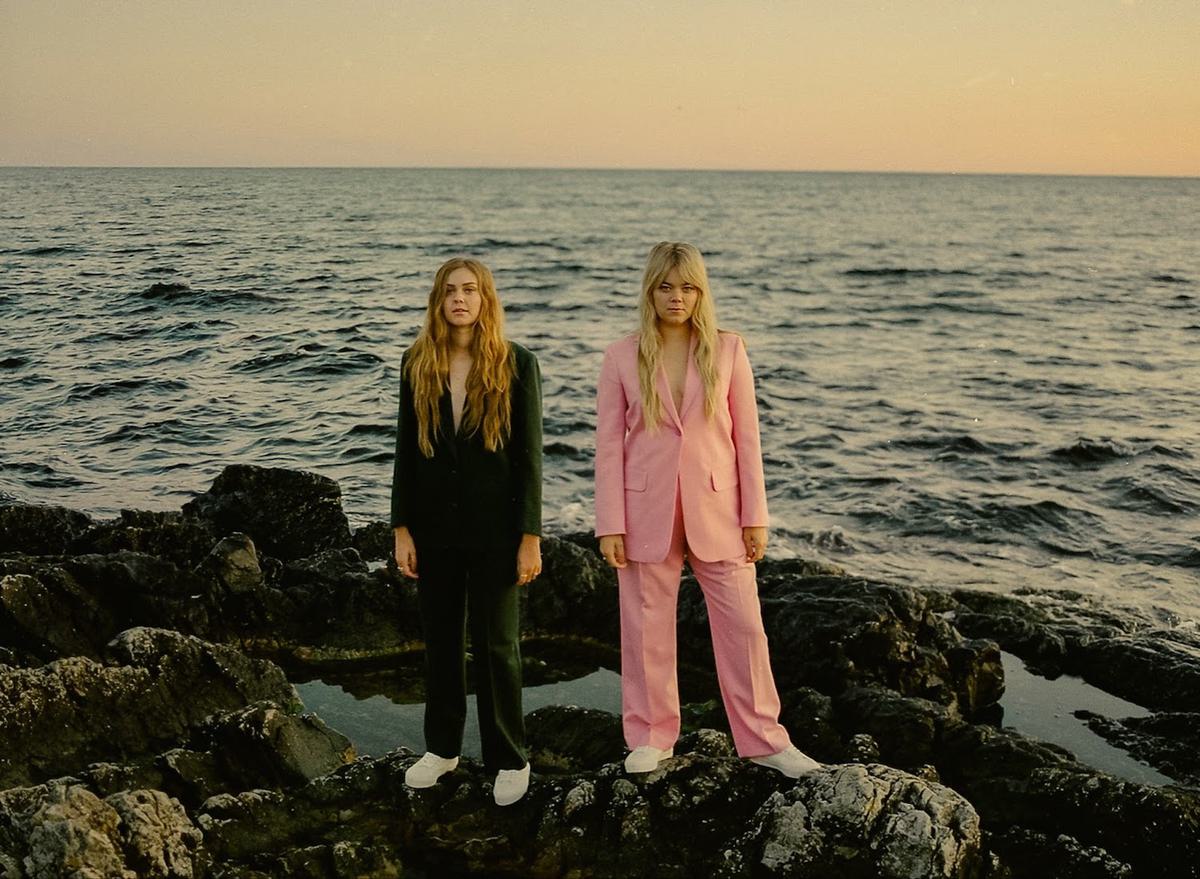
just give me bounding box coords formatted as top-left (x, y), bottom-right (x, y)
top-left (1151, 274), bottom-right (1191, 285)
top-left (1101, 476), bottom-right (1197, 517)
top-left (0, 461), bottom-right (85, 489)
top-left (233, 347), bottom-right (383, 376)
top-left (854, 493), bottom-right (1103, 555)
top-left (888, 433), bottom-right (996, 455)
top-left (843, 267), bottom-right (978, 280)
top-left (0, 356), bottom-right (29, 369)
top-left (346, 423), bottom-right (394, 438)
top-left (338, 446), bottom-right (393, 464)
top-left (18, 245), bottom-right (82, 256)
top-left (133, 282), bottom-right (278, 306)
top-left (65, 377), bottom-right (190, 402)
top-left (1051, 439), bottom-right (1131, 464)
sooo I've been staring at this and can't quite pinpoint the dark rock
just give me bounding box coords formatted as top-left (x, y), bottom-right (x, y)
top-left (182, 465), bottom-right (353, 561)
top-left (679, 573), bottom-right (1004, 717)
top-left (199, 702), bottom-right (356, 788)
top-left (845, 733), bottom-right (881, 763)
top-left (195, 751), bottom-right (983, 879)
top-left (0, 503), bottom-right (93, 555)
top-left (986, 827), bottom-right (1132, 879)
top-left (1077, 710), bottom-right (1200, 787)
top-left (834, 685), bottom-right (962, 768)
top-left (72, 508), bottom-right (221, 571)
top-left (351, 519), bottom-right (393, 562)
top-left (61, 550), bottom-right (216, 635)
top-left (195, 533), bottom-right (263, 595)
top-left (951, 588), bottom-right (1200, 713)
top-left (676, 727), bottom-right (737, 758)
top-left (939, 722), bottom-right (1200, 879)
top-left (778, 685), bottom-right (845, 762)
top-left (521, 536), bottom-right (620, 643)
top-left (0, 627), bottom-right (296, 787)
top-left (526, 705), bottom-right (624, 773)
top-left (0, 568), bottom-right (110, 661)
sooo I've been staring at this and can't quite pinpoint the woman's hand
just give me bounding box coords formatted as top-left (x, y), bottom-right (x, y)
top-left (393, 526), bottom-right (418, 578)
top-left (599, 534), bottom-right (627, 569)
top-left (517, 534), bottom-right (542, 585)
top-left (742, 526), bottom-right (768, 563)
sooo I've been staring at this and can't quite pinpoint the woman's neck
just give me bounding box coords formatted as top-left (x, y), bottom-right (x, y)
top-left (657, 321), bottom-right (691, 345)
top-left (449, 325), bottom-right (474, 354)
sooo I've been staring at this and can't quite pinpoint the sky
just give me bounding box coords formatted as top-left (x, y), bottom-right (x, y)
top-left (1, 0), bottom-right (1197, 175)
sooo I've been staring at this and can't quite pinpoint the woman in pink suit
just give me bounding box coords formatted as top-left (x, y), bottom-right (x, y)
top-left (595, 241), bottom-right (822, 777)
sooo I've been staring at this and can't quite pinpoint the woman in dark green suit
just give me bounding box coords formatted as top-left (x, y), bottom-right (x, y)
top-left (391, 257), bottom-right (542, 806)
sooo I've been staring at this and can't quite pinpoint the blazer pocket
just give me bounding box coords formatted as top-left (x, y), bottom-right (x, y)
top-left (711, 467), bottom-right (739, 491)
top-left (624, 468), bottom-right (648, 492)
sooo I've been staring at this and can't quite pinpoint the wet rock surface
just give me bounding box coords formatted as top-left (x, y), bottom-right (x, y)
top-left (1, 465), bottom-right (1198, 877)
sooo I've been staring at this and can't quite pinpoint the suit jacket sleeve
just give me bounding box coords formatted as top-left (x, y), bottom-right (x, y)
top-left (390, 351), bottom-right (418, 529)
top-left (513, 347), bottom-right (544, 537)
top-left (729, 335), bottom-right (770, 528)
top-left (594, 345), bottom-right (627, 537)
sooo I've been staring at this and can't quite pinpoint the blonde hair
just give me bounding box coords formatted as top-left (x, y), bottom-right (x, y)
top-left (637, 241), bottom-right (720, 430)
top-left (404, 258), bottom-right (513, 457)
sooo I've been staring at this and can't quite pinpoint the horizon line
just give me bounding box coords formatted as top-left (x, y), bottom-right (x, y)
top-left (2, 164), bottom-right (1197, 181)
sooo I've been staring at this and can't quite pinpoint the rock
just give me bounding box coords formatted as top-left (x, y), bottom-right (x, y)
top-left (526, 705), bottom-right (625, 772)
top-left (735, 763), bottom-right (982, 879)
top-left (834, 685), bottom-right (962, 768)
top-left (199, 702), bottom-right (356, 787)
top-left (1, 569), bottom-right (108, 661)
top-left (521, 536), bottom-right (620, 643)
top-left (679, 573), bottom-right (1004, 717)
top-left (939, 722), bottom-right (1200, 879)
top-left (195, 533), bottom-right (263, 595)
top-left (778, 686), bottom-right (843, 761)
top-left (0, 503), bottom-right (93, 555)
top-left (352, 520), bottom-right (393, 562)
top-left (71, 509), bottom-right (220, 571)
top-left (106, 789), bottom-right (207, 878)
top-left (0, 781), bottom-right (206, 879)
top-left (950, 588), bottom-right (1200, 713)
top-left (196, 750), bottom-right (984, 879)
top-left (0, 628), bottom-right (295, 787)
top-left (986, 827), bottom-right (1133, 879)
top-left (182, 465), bottom-right (353, 561)
top-left (1076, 710), bottom-right (1200, 787)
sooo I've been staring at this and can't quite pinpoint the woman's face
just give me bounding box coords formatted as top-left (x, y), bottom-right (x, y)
top-left (441, 267), bottom-right (483, 328)
top-left (652, 267), bottom-right (700, 326)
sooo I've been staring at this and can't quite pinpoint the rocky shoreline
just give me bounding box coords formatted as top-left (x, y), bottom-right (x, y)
top-left (1, 464), bottom-right (1197, 877)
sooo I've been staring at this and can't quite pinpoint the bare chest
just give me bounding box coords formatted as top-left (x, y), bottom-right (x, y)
top-left (661, 344), bottom-right (688, 414)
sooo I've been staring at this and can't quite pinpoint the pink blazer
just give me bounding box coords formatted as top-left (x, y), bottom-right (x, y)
top-left (594, 331), bottom-right (769, 564)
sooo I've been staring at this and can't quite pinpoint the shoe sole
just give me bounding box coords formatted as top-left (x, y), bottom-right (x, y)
top-left (494, 787), bottom-right (528, 806)
top-left (624, 749), bottom-right (674, 773)
top-left (748, 757), bottom-right (823, 778)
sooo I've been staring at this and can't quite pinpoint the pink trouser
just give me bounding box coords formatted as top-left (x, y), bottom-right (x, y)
top-left (617, 493), bottom-right (792, 758)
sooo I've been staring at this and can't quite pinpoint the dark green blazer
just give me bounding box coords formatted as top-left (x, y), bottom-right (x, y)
top-left (390, 342), bottom-right (542, 551)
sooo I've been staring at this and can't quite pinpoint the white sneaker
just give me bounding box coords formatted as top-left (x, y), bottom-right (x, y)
top-left (404, 752), bottom-right (459, 789)
top-left (624, 745), bottom-right (673, 774)
top-left (493, 763), bottom-right (530, 806)
top-left (749, 745), bottom-right (822, 778)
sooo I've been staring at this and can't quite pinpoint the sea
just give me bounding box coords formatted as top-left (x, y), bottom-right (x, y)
top-left (2, 167), bottom-right (1197, 624)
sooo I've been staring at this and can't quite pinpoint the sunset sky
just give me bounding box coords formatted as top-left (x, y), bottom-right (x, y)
top-left (2, 0), bottom-right (1196, 176)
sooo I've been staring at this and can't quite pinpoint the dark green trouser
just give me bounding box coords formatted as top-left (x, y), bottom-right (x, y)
top-left (416, 539), bottom-right (526, 772)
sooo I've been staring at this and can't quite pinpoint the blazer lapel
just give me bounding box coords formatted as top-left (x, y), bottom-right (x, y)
top-left (437, 390), bottom-right (460, 460)
top-left (678, 332), bottom-right (702, 422)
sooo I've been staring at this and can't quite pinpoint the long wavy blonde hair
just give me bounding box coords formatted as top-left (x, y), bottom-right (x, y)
top-left (637, 241), bottom-right (720, 430)
top-left (404, 258), bottom-right (513, 457)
